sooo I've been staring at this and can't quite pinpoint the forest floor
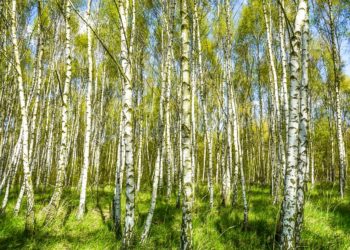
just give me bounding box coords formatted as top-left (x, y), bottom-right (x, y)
top-left (0, 183), bottom-right (349, 249)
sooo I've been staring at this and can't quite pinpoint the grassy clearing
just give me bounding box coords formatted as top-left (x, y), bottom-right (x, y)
top-left (0, 183), bottom-right (349, 249)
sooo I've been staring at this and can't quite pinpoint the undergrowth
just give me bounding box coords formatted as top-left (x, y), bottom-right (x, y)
top-left (0, 183), bottom-right (349, 249)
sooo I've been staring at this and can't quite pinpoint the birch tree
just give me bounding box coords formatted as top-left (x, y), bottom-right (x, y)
top-left (119, 0), bottom-right (135, 246)
top-left (276, 1), bottom-right (308, 248)
top-left (180, 0), bottom-right (193, 248)
top-left (45, 0), bottom-right (72, 223)
top-left (327, 0), bottom-right (347, 198)
top-left (10, 0), bottom-right (35, 234)
top-left (296, 1), bottom-right (309, 244)
top-left (77, 0), bottom-right (93, 220)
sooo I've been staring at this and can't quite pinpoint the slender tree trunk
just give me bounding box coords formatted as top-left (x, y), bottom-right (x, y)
top-left (208, 131), bottom-right (214, 209)
top-left (44, 93), bottom-right (55, 189)
top-left (222, 0), bottom-right (232, 207)
top-left (11, 0), bottom-right (35, 233)
top-left (165, 0), bottom-right (175, 199)
top-left (276, 1), bottom-right (307, 248)
top-left (180, 0), bottom-right (193, 248)
top-left (140, 140), bottom-right (163, 242)
top-left (295, 5), bottom-right (309, 244)
top-left (263, 0), bottom-right (285, 204)
top-left (231, 89), bottom-right (248, 228)
top-left (231, 86), bottom-right (240, 205)
top-left (13, 0), bottom-right (45, 213)
top-left (113, 130), bottom-right (122, 238)
top-left (119, 0), bottom-right (135, 246)
top-left (141, 1), bottom-right (169, 235)
top-left (328, 0), bottom-right (347, 198)
top-left (279, 0), bottom-right (289, 146)
top-left (1, 129), bottom-right (22, 212)
top-left (77, 0), bottom-right (93, 220)
top-left (176, 83), bottom-right (183, 209)
top-left (190, 5), bottom-right (197, 199)
top-left (45, 0), bottom-right (72, 223)
top-left (136, 125), bottom-right (143, 192)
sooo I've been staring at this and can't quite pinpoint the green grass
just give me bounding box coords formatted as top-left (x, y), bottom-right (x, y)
top-left (0, 183), bottom-right (349, 249)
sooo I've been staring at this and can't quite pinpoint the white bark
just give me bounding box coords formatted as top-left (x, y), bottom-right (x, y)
top-left (279, 0), bottom-right (289, 145)
top-left (141, 144), bottom-right (162, 242)
top-left (263, 0), bottom-right (285, 203)
top-left (231, 88), bottom-right (248, 228)
top-left (45, 0), bottom-right (72, 222)
top-left (180, 0), bottom-right (193, 248)
top-left (222, 0), bottom-right (232, 207)
top-left (141, 2), bottom-right (169, 235)
top-left (1, 129), bottom-right (22, 212)
top-left (328, 0), bottom-right (347, 198)
top-left (113, 119), bottom-right (123, 237)
top-left (11, 0), bottom-right (35, 233)
top-left (296, 4), bottom-right (309, 244)
top-left (119, 0), bottom-right (135, 245)
top-left (136, 125), bottom-right (143, 192)
top-left (277, 1), bottom-right (307, 248)
top-left (165, 0), bottom-right (175, 198)
top-left (77, 0), bottom-right (93, 220)
top-left (208, 131), bottom-right (214, 209)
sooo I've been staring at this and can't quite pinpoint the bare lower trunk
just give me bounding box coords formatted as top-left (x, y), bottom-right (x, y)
top-left (141, 145), bottom-right (162, 242)
top-left (136, 126), bottom-right (143, 192)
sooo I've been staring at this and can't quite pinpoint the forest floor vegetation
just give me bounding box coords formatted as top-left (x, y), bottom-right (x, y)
top-left (0, 183), bottom-right (349, 249)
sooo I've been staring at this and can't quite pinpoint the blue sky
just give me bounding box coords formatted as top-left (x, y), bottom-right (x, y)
top-left (343, 43), bottom-right (350, 76)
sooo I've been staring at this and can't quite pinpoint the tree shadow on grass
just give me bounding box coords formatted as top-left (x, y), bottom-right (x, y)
top-left (96, 201), bottom-right (107, 225)
top-left (62, 203), bottom-right (74, 226)
top-left (135, 196), bottom-right (181, 249)
top-left (301, 228), bottom-right (346, 250)
top-left (0, 228), bottom-right (113, 250)
top-left (307, 183), bottom-right (350, 234)
top-left (208, 186), bottom-right (278, 249)
top-left (213, 206), bottom-right (275, 250)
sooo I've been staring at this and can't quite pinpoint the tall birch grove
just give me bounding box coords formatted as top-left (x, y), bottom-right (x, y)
top-left (1, 0), bottom-right (350, 249)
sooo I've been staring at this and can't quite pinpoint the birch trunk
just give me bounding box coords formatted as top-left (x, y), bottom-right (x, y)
top-left (11, 0), bottom-right (35, 233)
top-left (141, 2), bottom-right (168, 235)
top-left (165, 0), bottom-right (175, 198)
top-left (136, 125), bottom-right (143, 192)
top-left (223, 0), bottom-right (232, 207)
top-left (279, 0), bottom-right (289, 145)
top-left (141, 143), bottom-right (163, 242)
top-left (1, 129), bottom-right (22, 212)
top-left (77, 0), bottom-right (93, 219)
top-left (208, 131), bottom-right (214, 209)
top-left (296, 5), bottom-right (309, 244)
top-left (176, 83), bottom-right (183, 209)
top-left (119, 0), bottom-right (135, 246)
top-left (45, 0), bottom-right (71, 223)
top-left (276, 1), bottom-right (307, 248)
top-left (113, 131), bottom-right (122, 238)
top-left (263, 0), bottom-right (285, 204)
top-left (231, 89), bottom-right (248, 228)
top-left (180, 0), bottom-right (193, 248)
top-left (328, 0), bottom-right (347, 198)
top-left (29, 0), bottom-right (44, 166)
top-left (193, 0), bottom-right (206, 189)
top-left (13, 0), bottom-right (45, 213)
